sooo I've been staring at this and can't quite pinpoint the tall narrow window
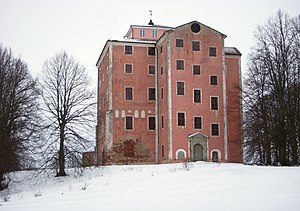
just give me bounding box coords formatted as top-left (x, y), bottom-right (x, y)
top-left (125, 45), bottom-right (133, 54)
top-left (210, 75), bottom-right (218, 85)
top-left (160, 66), bottom-right (164, 75)
top-left (177, 81), bottom-right (185, 95)
top-left (148, 65), bottom-right (155, 75)
top-left (211, 123), bottom-right (219, 136)
top-left (194, 116), bottom-right (202, 129)
top-left (161, 145), bottom-right (165, 158)
top-left (125, 64), bottom-right (133, 74)
top-left (209, 47), bottom-right (217, 57)
top-left (177, 112), bottom-right (185, 126)
top-left (192, 41), bottom-right (200, 51)
top-left (194, 89), bottom-right (201, 103)
top-left (148, 47), bottom-right (155, 56)
top-left (148, 116), bottom-right (155, 130)
top-left (126, 116), bottom-right (133, 130)
top-left (211, 97), bottom-right (219, 110)
top-left (125, 87), bottom-right (133, 100)
top-left (193, 65), bottom-right (201, 75)
top-left (161, 87), bottom-right (164, 100)
top-left (176, 39), bottom-right (183, 47)
top-left (176, 60), bottom-right (184, 70)
top-left (161, 115), bottom-right (164, 128)
top-left (148, 88), bottom-right (156, 101)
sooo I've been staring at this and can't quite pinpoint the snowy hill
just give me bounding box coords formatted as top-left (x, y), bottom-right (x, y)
top-left (1, 162), bottom-right (300, 211)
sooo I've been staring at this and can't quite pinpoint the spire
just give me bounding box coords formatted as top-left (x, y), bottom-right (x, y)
top-left (148, 10), bottom-right (154, 25)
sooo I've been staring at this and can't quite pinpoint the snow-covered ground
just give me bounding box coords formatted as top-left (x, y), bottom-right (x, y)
top-left (1, 162), bottom-right (300, 211)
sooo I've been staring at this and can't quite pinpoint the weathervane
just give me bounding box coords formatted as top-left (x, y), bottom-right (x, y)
top-left (148, 10), bottom-right (154, 25)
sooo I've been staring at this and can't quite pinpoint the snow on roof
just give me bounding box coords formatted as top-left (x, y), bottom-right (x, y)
top-left (224, 47), bottom-right (242, 56)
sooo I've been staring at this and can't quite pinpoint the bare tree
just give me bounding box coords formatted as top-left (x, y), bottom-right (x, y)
top-left (244, 10), bottom-right (300, 165)
top-left (0, 44), bottom-right (39, 190)
top-left (40, 51), bottom-right (95, 177)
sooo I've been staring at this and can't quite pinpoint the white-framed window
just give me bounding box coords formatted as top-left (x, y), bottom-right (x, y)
top-left (177, 112), bottom-right (186, 127)
top-left (148, 116), bottom-right (155, 131)
top-left (124, 45), bottom-right (133, 55)
top-left (192, 41), bottom-right (200, 51)
top-left (176, 81), bottom-right (185, 95)
top-left (210, 75), bottom-right (218, 85)
top-left (125, 116), bottom-right (134, 130)
top-left (176, 38), bottom-right (184, 47)
top-left (140, 29), bottom-right (145, 37)
top-left (148, 47), bottom-right (155, 56)
top-left (152, 30), bottom-right (158, 37)
top-left (124, 63), bottom-right (133, 74)
top-left (125, 87), bottom-right (133, 101)
top-left (193, 89), bottom-right (202, 103)
top-left (193, 64), bottom-right (201, 75)
top-left (209, 46), bottom-right (217, 57)
top-left (194, 116), bottom-right (202, 130)
top-left (210, 96), bottom-right (219, 110)
top-left (148, 87), bottom-right (156, 101)
top-left (176, 60), bottom-right (185, 70)
top-left (148, 65), bottom-right (155, 75)
top-left (211, 123), bottom-right (220, 136)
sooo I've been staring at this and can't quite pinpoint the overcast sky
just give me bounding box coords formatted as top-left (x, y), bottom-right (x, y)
top-left (1, 0), bottom-right (299, 86)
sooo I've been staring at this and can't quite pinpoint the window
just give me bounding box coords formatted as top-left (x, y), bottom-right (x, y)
top-left (193, 65), bottom-right (201, 75)
top-left (148, 116), bottom-right (155, 130)
top-left (152, 30), bottom-right (158, 37)
top-left (126, 116), bottom-right (133, 130)
top-left (211, 97), bottom-right (219, 110)
top-left (194, 89), bottom-right (201, 103)
top-left (177, 81), bottom-right (185, 95)
top-left (177, 112), bottom-right (185, 126)
top-left (209, 47), bottom-right (217, 57)
top-left (212, 151), bottom-right (219, 162)
top-left (192, 41), bottom-right (200, 51)
top-left (125, 87), bottom-right (133, 100)
top-left (194, 116), bottom-right (202, 129)
top-left (176, 39), bottom-right (183, 47)
top-left (161, 87), bottom-right (164, 99)
top-left (176, 150), bottom-right (186, 160)
top-left (161, 115), bottom-right (164, 128)
top-left (160, 66), bottom-right (164, 75)
top-left (125, 45), bottom-right (133, 54)
top-left (125, 64), bottom-right (133, 74)
top-left (211, 123), bottom-right (219, 136)
top-left (148, 47), bottom-right (155, 56)
top-left (160, 45), bottom-right (163, 53)
top-left (161, 145), bottom-right (165, 158)
top-left (210, 75), bottom-right (218, 85)
top-left (176, 60), bottom-right (184, 70)
top-left (140, 29), bottom-right (145, 37)
top-left (148, 88), bottom-right (156, 101)
top-left (148, 65), bottom-right (155, 75)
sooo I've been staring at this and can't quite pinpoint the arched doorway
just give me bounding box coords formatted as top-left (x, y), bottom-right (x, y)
top-left (194, 144), bottom-right (204, 161)
top-left (212, 151), bottom-right (219, 162)
top-left (188, 132), bottom-right (208, 162)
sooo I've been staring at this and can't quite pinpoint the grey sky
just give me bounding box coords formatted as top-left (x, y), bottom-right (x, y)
top-left (0, 0), bottom-right (299, 86)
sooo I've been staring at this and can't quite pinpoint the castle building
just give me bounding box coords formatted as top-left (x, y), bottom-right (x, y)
top-left (96, 20), bottom-right (242, 164)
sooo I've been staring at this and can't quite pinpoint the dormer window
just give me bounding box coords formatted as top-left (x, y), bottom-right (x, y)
top-left (152, 30), bottom-right (158, 38)
top-left (140, 29), bottom-right (145, 37)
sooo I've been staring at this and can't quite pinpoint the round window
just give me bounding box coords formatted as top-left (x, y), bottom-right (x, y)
top-left (191, 23), bottom-right (201, 33)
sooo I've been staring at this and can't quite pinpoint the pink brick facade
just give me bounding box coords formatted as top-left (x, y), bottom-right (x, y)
top-left (96, 20), bottom-right (242, 165)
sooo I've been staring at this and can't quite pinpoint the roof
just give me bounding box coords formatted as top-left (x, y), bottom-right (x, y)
top-left (124, 24), bottom-right (172, 38)
top-left (224, 47), bottom-right (242, 56)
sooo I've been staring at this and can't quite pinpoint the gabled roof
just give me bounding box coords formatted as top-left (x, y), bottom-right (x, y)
top-left (188, 132), bottom-right (208, 139)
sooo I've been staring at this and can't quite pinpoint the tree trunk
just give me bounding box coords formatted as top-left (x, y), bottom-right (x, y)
top-left (56, 125), bottom-right (66, 177)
